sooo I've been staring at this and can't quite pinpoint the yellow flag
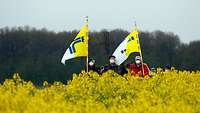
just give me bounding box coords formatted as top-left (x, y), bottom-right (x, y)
top-left (113, 29), bottom-right (141, 65)
top-left (125, 30), bottom-right (141, 56)
top-left (61, 25), bottom-right (89, 64)
top-left (73, 26), bottom-right (89, 57)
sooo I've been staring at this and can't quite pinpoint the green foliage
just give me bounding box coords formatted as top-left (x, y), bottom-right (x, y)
top-left (0, 26), bottom-right (200, 84)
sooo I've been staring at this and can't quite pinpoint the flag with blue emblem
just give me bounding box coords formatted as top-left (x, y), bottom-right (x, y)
top-left (61, 25), bottom-right (89, 64)
top-left (112, 29), bottom-right (141, 65)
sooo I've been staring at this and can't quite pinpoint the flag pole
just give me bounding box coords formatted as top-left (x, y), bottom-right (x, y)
top-left (134, 21), bottom-right (144, 77)
top-left (85, 16), bottom-right (89, 73)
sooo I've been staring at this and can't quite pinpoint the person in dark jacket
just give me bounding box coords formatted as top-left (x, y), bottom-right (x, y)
top-left (102, 55), bottom-right (121, 74)
top-left (164, 64), bottom-right (171, 72)
top-left (88, 59), bottom-right (100, 73)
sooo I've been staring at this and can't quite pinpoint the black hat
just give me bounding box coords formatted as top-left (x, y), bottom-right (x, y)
top-left (109, 55), bottom-right (116, 59)
top-left (89, 58), bottom-right (95, 62)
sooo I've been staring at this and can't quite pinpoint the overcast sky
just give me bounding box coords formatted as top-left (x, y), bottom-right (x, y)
top-left (0, 0), bottom-right (199, 43)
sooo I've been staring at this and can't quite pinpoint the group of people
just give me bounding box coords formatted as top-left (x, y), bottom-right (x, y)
top-left (88, 55), bottom-right (150, 77)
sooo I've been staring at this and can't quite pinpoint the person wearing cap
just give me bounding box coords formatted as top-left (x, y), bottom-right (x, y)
top-left (128, 56), bottom-right (150, 77)
top-left (88, 59), bottom-right (100, 73)
top-left (164, 64), bottom-right (171, 72)
top-left (101, 55), bottom-right (121, 74)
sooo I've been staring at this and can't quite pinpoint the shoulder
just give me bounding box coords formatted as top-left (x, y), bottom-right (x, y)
top-left (129, 64), bottom-right (136, 68)
top-left (104, 65), bottom-right (109, 68)
top-left (130, 63), bottom-right (136, 66)
top-left (142, 63), bottom-right (149, 68)
top-left (143, 63), bottom-right (148, 66)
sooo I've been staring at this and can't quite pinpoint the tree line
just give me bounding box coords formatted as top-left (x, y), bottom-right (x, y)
top-left (0, 26), bottom-right (199, 84)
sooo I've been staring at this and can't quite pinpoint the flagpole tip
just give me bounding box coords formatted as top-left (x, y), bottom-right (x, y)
top-left (84, 16), bottom-right (89, 27)
top-left (133, 20), bottom-right (139, 32)
top-left (85, 16), bottom-right (88, 21)
top-left (134, 21), bottom-right (137, 27)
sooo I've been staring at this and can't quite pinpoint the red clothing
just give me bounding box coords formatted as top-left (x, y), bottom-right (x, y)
top-left (129, 63), bottom-right (150, 77)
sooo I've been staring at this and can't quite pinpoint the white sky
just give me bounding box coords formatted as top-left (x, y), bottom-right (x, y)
top-left (0, 0), bottom-right (200, 43)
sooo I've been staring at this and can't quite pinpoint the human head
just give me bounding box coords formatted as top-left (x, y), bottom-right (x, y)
top-left (89, 59), bottom-right (95, 66)
top-left (135, 56), bottom-right (142, 65)
top-left (109, 55), bottom-right (116, 64)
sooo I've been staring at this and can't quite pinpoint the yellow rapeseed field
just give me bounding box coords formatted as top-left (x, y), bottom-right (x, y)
top-left (0, 69), bottom-right (200, 113)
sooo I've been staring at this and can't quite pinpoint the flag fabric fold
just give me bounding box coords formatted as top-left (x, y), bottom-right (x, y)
top-left (61, 25), bottom-right (89, 64)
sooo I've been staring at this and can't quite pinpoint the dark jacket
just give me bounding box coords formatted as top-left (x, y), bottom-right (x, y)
top-left (102, 63), bottom-right (128, 75)
top-left (119, 64), bottom-right (128, 75)
top-left (88, 65), bottom-right (100, 73)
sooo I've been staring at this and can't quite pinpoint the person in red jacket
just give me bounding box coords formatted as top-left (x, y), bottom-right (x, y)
top-left (128, 56), bottom-right (150, 77)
